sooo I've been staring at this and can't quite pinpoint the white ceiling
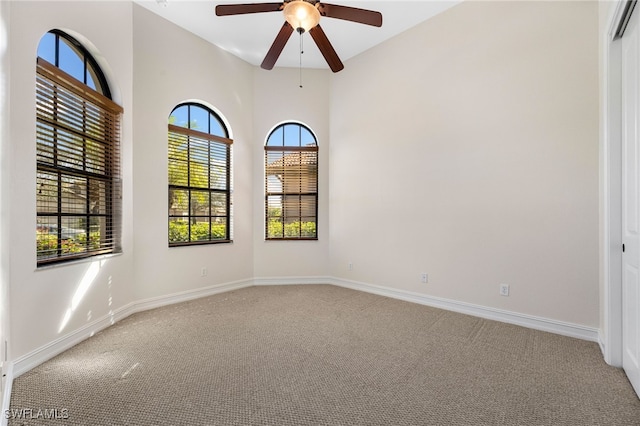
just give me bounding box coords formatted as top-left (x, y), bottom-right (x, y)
top-left (134, 0), bottom-right (461, 70)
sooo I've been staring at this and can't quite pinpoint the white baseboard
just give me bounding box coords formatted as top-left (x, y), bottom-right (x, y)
top-left (1, 362), bottom-right (13, 426)
top-left (11, 302), bottom-right (133, 379)
top-left (598, 330), bottom-right (607, 359)
top-left (329, 277), bottom-right (599, 342)
top-left (253, 276), bottom-right (331, 286)
top-left (11, 278), bottom-right (253, 379)
top-left (131, 278), bottom-right (253, 313)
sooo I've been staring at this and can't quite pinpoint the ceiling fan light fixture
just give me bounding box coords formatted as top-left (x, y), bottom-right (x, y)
top-left (283, 0), bottom-right (320, 33)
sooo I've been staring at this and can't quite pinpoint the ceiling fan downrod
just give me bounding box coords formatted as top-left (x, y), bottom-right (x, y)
top-left (299, 30), bottom-right (304, 88)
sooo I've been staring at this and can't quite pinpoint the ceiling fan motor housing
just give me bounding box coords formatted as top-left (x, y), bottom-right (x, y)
top-left (283, 0), bottom-right (321, 33)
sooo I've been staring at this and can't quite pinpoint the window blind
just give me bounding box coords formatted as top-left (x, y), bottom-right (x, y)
top-left (36, 58), bottom-right (122, 265)
top-left (168, 124), bottom-right (232, 245)
top-left (265, 145), bottom-right (318, 239)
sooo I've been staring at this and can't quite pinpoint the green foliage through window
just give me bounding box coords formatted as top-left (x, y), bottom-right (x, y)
top-left (168, 103), bottom-right (232, 245)
top-left (267, 220), bottom-right (317, 238)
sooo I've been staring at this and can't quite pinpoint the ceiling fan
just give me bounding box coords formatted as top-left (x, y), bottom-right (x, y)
top-left (215, 0), bottom-right (383, 72)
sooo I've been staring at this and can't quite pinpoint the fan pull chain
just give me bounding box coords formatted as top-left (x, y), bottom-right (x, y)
top-left (299, 30), bottom-right (304, 88)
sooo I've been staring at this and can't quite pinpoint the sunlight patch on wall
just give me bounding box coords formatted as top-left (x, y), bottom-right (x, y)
top-left (58, 260), bottom-right (106, 333)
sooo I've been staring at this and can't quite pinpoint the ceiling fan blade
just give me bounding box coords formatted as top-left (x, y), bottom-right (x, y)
top-left (216, 2), bottom-right (283, 16)
top-left (317, 3), bottom-right (382, 27)
top-left (261, 22), bottom-right (294, 70)
top-left (309, 25), bottom-right (344, 73)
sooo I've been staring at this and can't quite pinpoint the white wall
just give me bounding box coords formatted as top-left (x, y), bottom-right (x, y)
top-left (329, 1), bottom-right (600, 326)
top-left (0, 0), bottom-right (12, 385)
top-left (8, 1), bottom-right (135, 360)
top-left (252, 67), bottom-right (330, 279)
top-left (131, 4), bottom-right (255, 301)
top-left (2, 0), bottom-right (602, 374)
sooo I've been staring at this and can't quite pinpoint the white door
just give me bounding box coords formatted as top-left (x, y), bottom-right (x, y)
top-left (622, 5), bottom-right (640, 397)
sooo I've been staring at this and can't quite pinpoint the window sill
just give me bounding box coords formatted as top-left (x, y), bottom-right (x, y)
top-left (169, 240), bottom-right (233, 248)
top-left (265, 238), bottom-right (318, 241)
top-left (35, 251), bottom-right (123, 271)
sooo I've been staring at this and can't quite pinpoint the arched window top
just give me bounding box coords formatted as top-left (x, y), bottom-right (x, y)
top-left (170, 103), bottom-right (228, 138)
top-left (266, 122), bottom-right (317, 148)
top-left (37, 29), bottom-right (111, 98)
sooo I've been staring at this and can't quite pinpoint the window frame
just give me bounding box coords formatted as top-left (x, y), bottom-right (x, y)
top-left (264, 122), bottom-right (319, 241)
top-left (168, 103), bottom-right (233, 247)
top-left (37, 29), bottom-right (111, 98)
top-left (36, 30), bottom-right (122, 266)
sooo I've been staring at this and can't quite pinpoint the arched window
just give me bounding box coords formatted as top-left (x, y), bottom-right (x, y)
top-left (168, 103), bottom-right (232, 245)
top-left (265, 122), bottom-right (318, 240)
top-left (36, 30), bottom-right (122, 265)
top-left (37, 30), bottom-right (111, 97)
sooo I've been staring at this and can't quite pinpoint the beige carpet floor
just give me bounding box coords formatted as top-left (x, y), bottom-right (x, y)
top-left (8, 284), bottom-right (640, 425)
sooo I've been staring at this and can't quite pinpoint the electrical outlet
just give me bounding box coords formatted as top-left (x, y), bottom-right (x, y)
top-left (348, 262), bottom-right (353, 271)
top-left (201, 267), bottom-right (207, 277)
top-left (499, 284), bottom-right (510, 296)
top-left (421, 273), bottom-right (428, 284)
